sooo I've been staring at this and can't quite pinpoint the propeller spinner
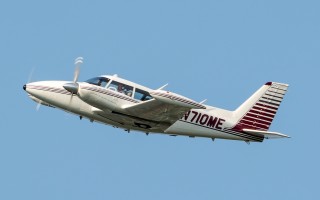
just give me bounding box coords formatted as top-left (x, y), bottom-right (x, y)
top-left (63, 57), bottom-right (83, 103)
top-left (63, 82), bottom-right (79, 94)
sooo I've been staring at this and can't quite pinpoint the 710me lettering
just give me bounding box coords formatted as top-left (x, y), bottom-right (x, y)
top-left (183, 111), bottom-right (226, 130)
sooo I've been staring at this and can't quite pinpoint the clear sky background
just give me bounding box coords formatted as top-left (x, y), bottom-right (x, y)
top-left (1, 0), bottom-right (319, 199)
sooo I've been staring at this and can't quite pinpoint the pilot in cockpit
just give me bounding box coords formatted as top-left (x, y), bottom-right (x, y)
top-left (127, 90), bottom-right (133, 97)
top-left (85, 77), bottom-right (109, 87)
top-left (97, 79), bottom-right (102, 86)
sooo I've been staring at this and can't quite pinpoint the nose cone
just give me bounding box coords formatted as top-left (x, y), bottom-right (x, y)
top-left (63, 82), bottom-right (79, 94)
top-left (23, 84), bottom-right (26, 91)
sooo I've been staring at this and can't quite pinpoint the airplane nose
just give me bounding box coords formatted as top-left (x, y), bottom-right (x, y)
top-left (23, 84), bottom-right (26, 91)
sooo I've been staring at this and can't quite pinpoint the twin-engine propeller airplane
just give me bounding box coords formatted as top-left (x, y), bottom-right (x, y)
top-left (23, 57), bottom-right (290, 143)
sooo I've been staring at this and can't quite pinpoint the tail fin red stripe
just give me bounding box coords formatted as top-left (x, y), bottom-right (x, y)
top-left (242, 116), bottom-right (272, 126)
top-left (255, 103), bottom-right (279, 111)
top-left (232, 82), bottom-right (289, 132)
top-left (248, 109), bottom-right (275, 118)
top-left (245, 113), bottom-right (274, 123)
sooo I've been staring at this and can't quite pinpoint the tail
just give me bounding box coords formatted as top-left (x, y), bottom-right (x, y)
top-left (232, 82), bottom-right (289, 139)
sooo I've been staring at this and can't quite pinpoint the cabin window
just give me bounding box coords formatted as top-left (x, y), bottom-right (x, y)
top-left (85, 77), bottom-right (110, 87)
top-left (134, 88), bottom-right (153, 101)
top-left (107, 80), bottom-right (134, 97)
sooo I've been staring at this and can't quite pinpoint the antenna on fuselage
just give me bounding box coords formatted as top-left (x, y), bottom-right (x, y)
top-left (199, 99), bottom-right (207, 104)
top-left (157, 83), bottom-right (169, 90)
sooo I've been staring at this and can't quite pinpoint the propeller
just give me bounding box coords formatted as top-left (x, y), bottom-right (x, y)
top-left (28, 67), bottom-right (36, 83)
top-left (63, 57), bottom-right (83, 105)
top-left (26, 67), bottom-right (42, 111)
top-left (36, 101), bottom-right (42, 111)
top-left (73, 57), bottom-right (82, 83)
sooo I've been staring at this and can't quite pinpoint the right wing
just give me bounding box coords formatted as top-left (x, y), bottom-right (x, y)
top-left (122, 90), bottom-right (206, 125)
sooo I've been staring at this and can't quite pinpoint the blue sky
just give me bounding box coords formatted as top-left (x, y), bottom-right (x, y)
top-left (1, 0), bottom-right (319, 199)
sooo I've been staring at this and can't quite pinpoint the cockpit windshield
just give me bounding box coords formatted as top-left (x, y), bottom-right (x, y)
top-left (85, 77), bottom-right (110, 87)
top-left (85, 77), bottom-right (153, 101)
top-left (134, 88), bottom-right (153, 101)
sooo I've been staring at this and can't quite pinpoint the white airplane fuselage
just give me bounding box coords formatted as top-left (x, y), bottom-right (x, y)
top-left (24, 74), bottom-right (289, 143)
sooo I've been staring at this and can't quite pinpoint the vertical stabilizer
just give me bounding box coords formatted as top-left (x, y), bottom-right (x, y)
top-left (232, 82), bottom-right (289, 131)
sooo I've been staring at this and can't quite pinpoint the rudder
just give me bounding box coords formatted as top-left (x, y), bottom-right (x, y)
top-left (232, 82), bottom-right (289, 132)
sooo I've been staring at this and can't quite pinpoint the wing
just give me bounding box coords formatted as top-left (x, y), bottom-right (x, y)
top-left (122, 90), bottom-right (206, 124)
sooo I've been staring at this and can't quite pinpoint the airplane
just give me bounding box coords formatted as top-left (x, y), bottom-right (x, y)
top-left (23, 57), bottom-right (290, 143)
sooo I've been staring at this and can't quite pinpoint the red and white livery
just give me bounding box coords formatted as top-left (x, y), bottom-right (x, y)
top-left (23, 58), bottom-right (290, 143)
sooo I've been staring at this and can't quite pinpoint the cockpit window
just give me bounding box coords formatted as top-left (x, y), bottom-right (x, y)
top-left (134, 88), bottom-right (153, 101)
top-left (107, 80), bottom-right (134, 97)
top-left (85, 77), bottom-right (110, 87)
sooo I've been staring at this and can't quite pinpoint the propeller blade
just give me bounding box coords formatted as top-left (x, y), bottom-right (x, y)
top-left (28, 67), bottom-right (36, 83)
top-left (69, 94), bottom-right (73, 107)
top-left (65, 57), bottom-right (83, 107)
top-left (36, 101), bottom-right (41, 111)
top-left (73, 66), bottom-right (80, 83)
top-left (73, 57), bottom-right (83, 83)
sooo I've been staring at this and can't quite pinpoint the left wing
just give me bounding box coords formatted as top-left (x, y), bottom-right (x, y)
top-left (122, 90), bottom-right (206, 124)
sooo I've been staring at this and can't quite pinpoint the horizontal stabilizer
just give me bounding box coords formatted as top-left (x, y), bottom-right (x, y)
top-left (243, 129), bottom-right (290, 139)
